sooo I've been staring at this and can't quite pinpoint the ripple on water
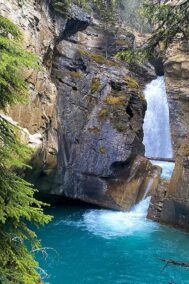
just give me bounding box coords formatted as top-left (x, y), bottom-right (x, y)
top-left (36, 198), bottom-right (189, 284)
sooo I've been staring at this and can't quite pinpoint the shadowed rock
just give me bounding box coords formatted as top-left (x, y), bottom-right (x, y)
top-left (160, 139), bottom-right (189, 229)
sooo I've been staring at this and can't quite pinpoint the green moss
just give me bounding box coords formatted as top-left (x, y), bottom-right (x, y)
top-left (138, 90), bottom-right (145, 100)
top-left (114, 121), bottom-right (127, 132)
top-left (91, 77), bottom-right (100, 93)
top-left (51, 0), bottom-right (71, 15)
top-left (99, 146), bottom-right (107, 154)
top-left (115, 39), bottom-right (129, 46)
top-left (88, 126), bottom-right (101, 134)
top-left (98, 108), bottom-right (109, 119)
top-left (68, 70), bottom-right (83, 79)
top-left (181, 144), bottom-right (189, 156)
top-left (78, 49), bottom-right (119, 67)
top-left (124, 76), bottom-right (139, 89)
top-left (104, 94), bottom-right (126, 106)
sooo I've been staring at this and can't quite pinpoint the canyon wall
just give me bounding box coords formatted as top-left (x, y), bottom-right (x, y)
top-left (0, 0), bottom-right (160, 210)
top-left (164, 39), bottom-right (189, 153)
top-left (148, 39), bottom-right (189, 229)
top-left (0, 0), bottom-right (58, 190)
top-left (160, 39), bottom-right (189, 228)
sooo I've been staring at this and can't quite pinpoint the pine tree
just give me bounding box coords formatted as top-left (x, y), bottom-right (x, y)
top-left (117, 0), bottom-right (189, 62)
top-left (0, 15), bottom-right (51, 284)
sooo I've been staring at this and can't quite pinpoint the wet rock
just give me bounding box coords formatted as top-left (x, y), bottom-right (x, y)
top-left (160, 139), bottom-right (189, 229)
top-left (155, 38), bottom-right (189, 229)
top-left (50, 28), bottom-right (160, 208)
top-left (147, 179), bottom-right (169, 222)
top-left (0, 0), bottom-right (159, 209)
top-left (60, 156), bottom-right (161, 211)
top-left (106, 156), bottom-right (161, 210)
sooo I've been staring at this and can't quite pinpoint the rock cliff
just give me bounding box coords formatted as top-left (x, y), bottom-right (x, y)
top-left (148, 38), bottom-right (189, 229)
top-left (162, 39), bottom-right (189, 229)
top-left (160, 139), bottom-right (189, 229)
top-left (0, 0), bottom-right (58, 187)
top-left (164, 39), bottom-right (189, 153)
top-left (0, 0), bottom-right (160, 210)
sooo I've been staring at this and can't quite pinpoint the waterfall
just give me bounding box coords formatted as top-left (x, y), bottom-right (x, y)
top-left (83, 197), bottom-right (156, 238)
top-left (82, 77), bottom-right (174, 236)
top-left (143, 76), bottom-right (173, 159)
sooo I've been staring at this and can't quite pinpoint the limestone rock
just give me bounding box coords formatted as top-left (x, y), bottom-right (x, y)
top-left (50, 24), bottom-right (159, 208)
top-left (107, 156), bottom-right (161, 210)
top-left (160, 139), bottom-right (189, 229)
top-left (0, 0), bottom-right (158, 209)
top-left (164, 39), bottom-right (189, 153)
top-left (147, 179), bottom-right (169, 222)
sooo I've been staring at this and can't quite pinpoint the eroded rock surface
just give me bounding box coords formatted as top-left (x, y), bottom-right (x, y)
top-left (151, 38), bottom-right (189, 229)
top-left (0, 0), bottom-right (160, 210)
top-left (164, 39), bottom-right (189, 153)
top-left (147, 179), bottom-right (169, 222)
top-left (160, 140), bottom-right (189, 229)
top-left (0, 0), bottom-right (58, 188)
top-left (48, 14), bottom-right (163, 210)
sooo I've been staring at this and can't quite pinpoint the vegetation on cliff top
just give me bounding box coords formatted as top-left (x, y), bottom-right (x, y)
top-left (0, 15), bottom-right (51, 284)
top-left (118, 0), bottom-right (189, 62)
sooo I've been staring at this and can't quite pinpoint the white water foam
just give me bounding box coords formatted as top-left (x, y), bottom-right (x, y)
top-left (151, 160), bottom-right (175, 180)
top-left (143, 77), bottom-right (173, 159)
top-left (83, 197), bottom-right (158, 238)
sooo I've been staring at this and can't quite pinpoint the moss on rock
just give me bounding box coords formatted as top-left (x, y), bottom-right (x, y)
top-left (98, 108), bottom-right (109, 119)
top-left (116, 39), bottom-right (130, 46)
top-left (78, 49), bottom-right (119, 67)
top-left (124, 76), bottom-right (139, 89)
top-left (104, 94), bottom-right (126, 106)
top-left (99, 146), bottom-right (106, 155)
top-left (113, 121), bottom-right (127, 132)
top-left (91, 77), bottom-right (100, 93)
top-left (68, 70), bottom-right (83, 79)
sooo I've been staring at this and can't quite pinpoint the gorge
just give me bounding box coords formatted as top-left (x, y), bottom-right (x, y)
top-left (35, 73), bottom-right (189, 284)
top-left (0, 0), bottom-right (189, 283)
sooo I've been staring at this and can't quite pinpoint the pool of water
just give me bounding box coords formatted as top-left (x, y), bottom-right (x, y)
top-left (36, 199), bottom-right (189, 284)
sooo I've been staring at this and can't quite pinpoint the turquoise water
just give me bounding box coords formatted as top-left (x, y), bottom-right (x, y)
top-left (36, 199), bottom-right (189, 284)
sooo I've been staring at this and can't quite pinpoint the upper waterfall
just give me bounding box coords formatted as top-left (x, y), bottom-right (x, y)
top-left (143, 76), bottom-right (173, 159)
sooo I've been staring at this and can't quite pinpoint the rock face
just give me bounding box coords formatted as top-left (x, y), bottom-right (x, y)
top-left (0, 0), bottom-right (58, 189)
top-left (160, 140), bottom-right (189, 229)
top-left (159, 38), bottom-right (189, 229)
top-left (164, 39), bottom-right (189, 153)
top-left (147, 179), bottom-right (169, 222)
top-left (0, 0), bottom-right (160, 210)
top-left (148, 39), bottom-right (189, 228)
top-left (51, 20), bottom-right (156, 209)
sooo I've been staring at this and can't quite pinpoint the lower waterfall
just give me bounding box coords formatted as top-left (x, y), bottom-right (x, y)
top-left (83, 197), bottom-right (155, 238)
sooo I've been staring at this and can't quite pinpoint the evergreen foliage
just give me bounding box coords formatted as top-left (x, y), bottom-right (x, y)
top-left (117, 0), bottom-right (189, 63)
top-left (119, 0), bottom-right (149, 33)
top-left (52, 0), bottom-right (118, 23)
top-left (0, 15), bottom-right (51, 284)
